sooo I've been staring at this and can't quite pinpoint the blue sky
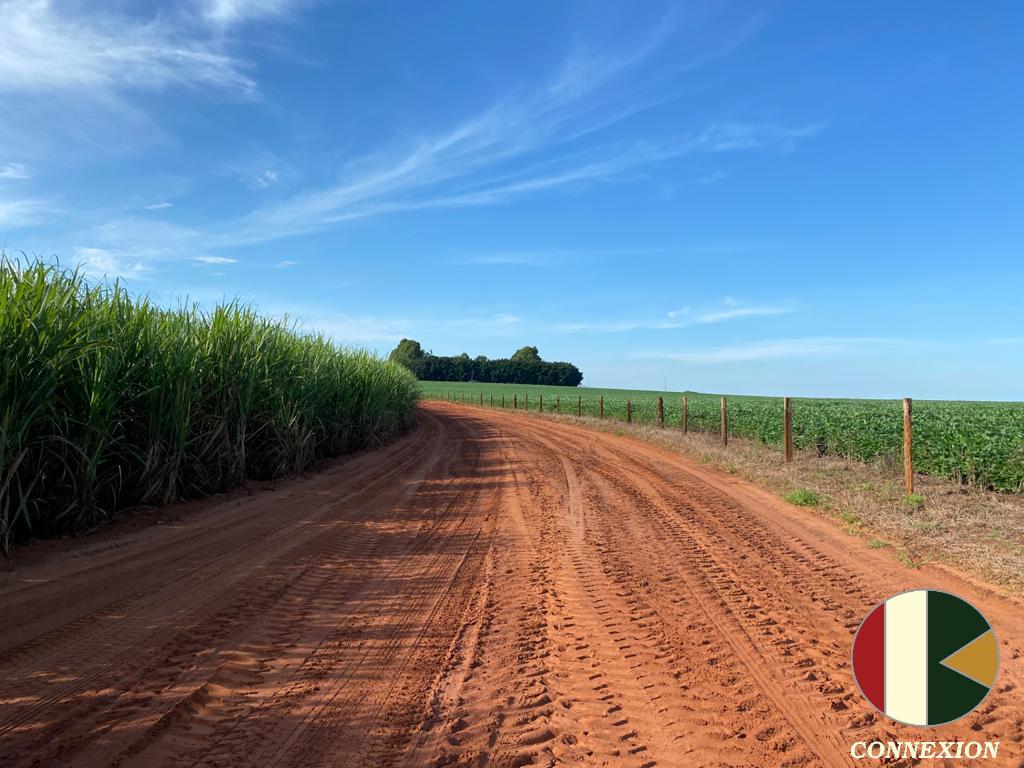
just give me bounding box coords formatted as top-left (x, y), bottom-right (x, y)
top-left (2, 1), bottom-right (1022, 399)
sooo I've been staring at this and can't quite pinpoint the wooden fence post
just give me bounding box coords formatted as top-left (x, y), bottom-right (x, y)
top-left (682, 396), bottom-right (688, 433)
top-left (599, 396), bottom-right (604, 419)
top-left (556, 395), bottom-right (560, 413)
top-left (479, 393), bottom-right (483, 406)
top-left (539, 394), bottom-right (543, 412)
top-left (903, 398), bottom-right (913, 496)
top-left (490, 394), bottom-right (493, 407)
top-left (784, 397), bottom-right (793, 463)
top-left (577, 395), bottom-right (581, 417)
top-left (627, 399), bottom-right (632, 423)
top-left (720, 397), bottom-right (728, 447)
top-left (657, 396), bottom-right (664, 428)
top-left (502, 394), bottom-right (505, 408)
top-left (513, 394), bottom-right (517, 409)
top-left (525, 394), bottom-right (529, 410)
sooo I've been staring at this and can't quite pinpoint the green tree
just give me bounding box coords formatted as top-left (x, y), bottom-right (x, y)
top-left (510, 345), bottom-right (541, 363)
top-left (388, 338), bottom-right (425, 372)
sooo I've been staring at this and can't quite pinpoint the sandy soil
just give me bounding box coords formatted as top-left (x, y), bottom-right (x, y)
top-left (1, 402), bottom-right (1022, 768)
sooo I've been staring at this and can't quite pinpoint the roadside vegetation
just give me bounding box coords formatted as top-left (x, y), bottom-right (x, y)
top-left (0, 258), bottom-right (419, 552)
top-left (423, 380), bottom-right (1024, 492)
top-left (436, 394), bottom-right (1024, 591)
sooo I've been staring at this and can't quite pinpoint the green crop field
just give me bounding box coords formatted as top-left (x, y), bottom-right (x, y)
top-left (421, 380), bottom-right (1024, 493)
top-left (0, 259), bottom-right (420, 552)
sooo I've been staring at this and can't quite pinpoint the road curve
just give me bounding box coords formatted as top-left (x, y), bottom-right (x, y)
top-left (1, 402), bottom-right (1021, 767)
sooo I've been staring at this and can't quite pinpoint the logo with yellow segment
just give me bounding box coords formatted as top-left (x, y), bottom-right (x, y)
top-left (851, 589), bottom-right (998, 726)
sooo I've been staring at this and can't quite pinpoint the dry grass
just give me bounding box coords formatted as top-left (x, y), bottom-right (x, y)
top-left (500, 407), bottom-right (1024, 593)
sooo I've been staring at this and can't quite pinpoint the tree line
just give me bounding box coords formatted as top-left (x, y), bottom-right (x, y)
top-left (388, 340), bottom-right (583, 386)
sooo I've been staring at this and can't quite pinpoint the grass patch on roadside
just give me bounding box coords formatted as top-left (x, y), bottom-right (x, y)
top-left (784, 489), bottom-right (823, 507)
top-left (902, 493), bottom-right (926, 511)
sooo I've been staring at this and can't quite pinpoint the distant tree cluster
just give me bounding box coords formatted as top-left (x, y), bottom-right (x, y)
top-left (388, 340), bottom-right (583, 386)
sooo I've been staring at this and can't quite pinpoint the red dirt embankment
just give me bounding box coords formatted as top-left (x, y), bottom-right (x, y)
top-left (1, 402), bottom-right (1021, 767)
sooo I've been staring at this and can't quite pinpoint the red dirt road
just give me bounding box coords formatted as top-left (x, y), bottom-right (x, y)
top-left (2, 402), bottom-right (1022, 767)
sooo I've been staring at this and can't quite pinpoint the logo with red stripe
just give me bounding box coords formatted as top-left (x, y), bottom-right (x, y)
top-left (851, 589), bottom-right (999, 726)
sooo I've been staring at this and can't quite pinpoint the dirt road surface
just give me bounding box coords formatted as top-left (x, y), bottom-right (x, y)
top-left (2, 402), bottom-right (1022, 767)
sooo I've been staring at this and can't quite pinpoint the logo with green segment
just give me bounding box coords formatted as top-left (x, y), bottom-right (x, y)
top-left (851, 589), bottom-right (998, 727)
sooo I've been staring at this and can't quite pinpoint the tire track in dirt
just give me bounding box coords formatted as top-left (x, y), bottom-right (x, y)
top-left (0, 416), bottom-right (446, 759)
top-left (2, 402), bottom-right (1021, 768)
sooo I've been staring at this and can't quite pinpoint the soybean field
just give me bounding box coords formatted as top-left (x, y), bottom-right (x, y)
top-left (420, 380), bottom-right (1024, 492)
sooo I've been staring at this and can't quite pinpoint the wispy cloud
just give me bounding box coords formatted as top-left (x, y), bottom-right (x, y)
top-left (50, 12), bottom-right (819, 274)
top-left (446, 251), bottom-right (560, 266)
top-left (246, 169), bottom-right (279, 190)
top-left (0, 162), bottom-right (31, 180)
top-left (266, 306), bottom-right (536, 346)
top-left (144, 202), bottom-right (174, 210)
top-left (445, 246), bottom-right (721, 267)
top-left (215, 120), bottom-right (822, 247)
top-left (0, 196), bottom-right (50, 227)
top-left (695, 305), bottom-right (789, 324)
top-left (635, 337), bottom-right (901, 364)
top-left (195, 255), bottom-right (237, 264)
top-left (0, 0), bottom-right (258, 97)
top-left (205, 17), bottom-right (819, 248)
top-left (200, 0), bottom-right (300, 26)
top-left (275, 259), bottom-right (299, 268)
top-left (74, 246), bottom-right (152, 281)
top-left (557, 319), bottom-right (688, 333)
top-left (698, 122), bottom-right (826, 153)
top-left (559, 300), bottom-right (790, 334)
top-left (288, 313), bottom-right (413, 344)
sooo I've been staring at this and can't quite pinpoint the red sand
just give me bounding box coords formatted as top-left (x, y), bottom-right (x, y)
top-left (1, 402), bottom-right (1021, 767)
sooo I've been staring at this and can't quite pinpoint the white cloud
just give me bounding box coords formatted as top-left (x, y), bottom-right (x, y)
top-left (0, 196), bottom-right (50, 227)
top-left (447, 251), bottom-right (558, 266)
top-left (495, 313), bottom-right (520, 324)
top-left (292, 314), bottom-right (410, 344)
top-left (558, 319), bottom-right (688, 333)
top-left (636, 337), bottom-right (899, 364)
top-left (144, 202), bottom-right (174, 210)
top-left (0, 162), bottom-right (31, 179)
top-left (559, 300), bottom-right (789, 334)
top-left (246, 169), bottom-right (279, 189)
top-left (216, 117), bottom-right (821, 247)
top-left (0, 0), bottom-right (257, 97)
top-left (695, 306), bottom-right (789, 324)
top-left (206, 16), bottom-right (819, 248)
top-left (698, 122), bottom-right (826, 153)
top-left (274, 259), bottom-right (299, 268)
top-left (195, 255), bottom-right (237, 264)
top-left (201, 0), bottom-right (297, 26)
top-left (74, 246), bottom-right (151, 281)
